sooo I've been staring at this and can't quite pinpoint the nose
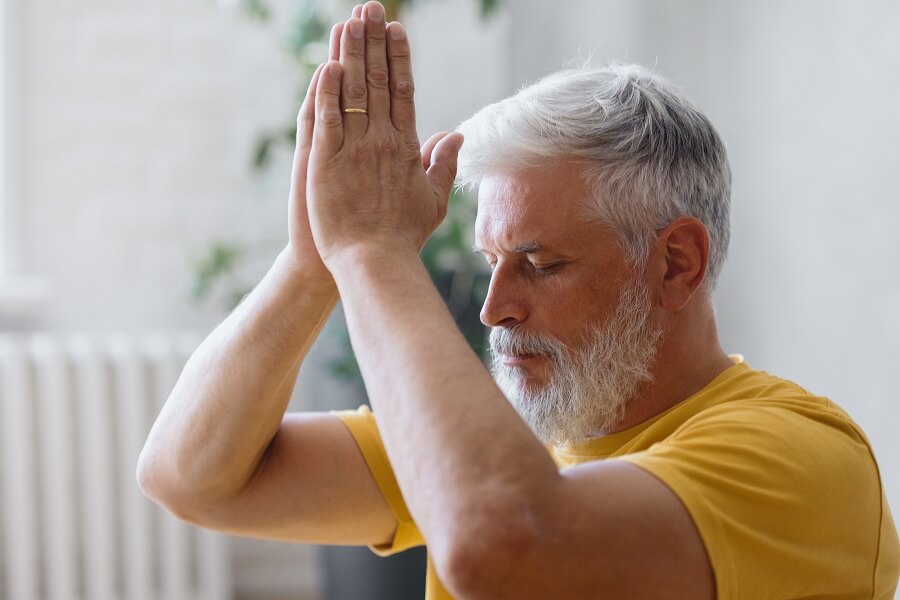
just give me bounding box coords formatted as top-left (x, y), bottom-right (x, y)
top-left (479, 263), bottom-right (528, 328)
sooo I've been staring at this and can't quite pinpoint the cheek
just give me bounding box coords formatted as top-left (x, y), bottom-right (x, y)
top-left (546, 273), bottom-right (624, 335)
top-left (533, 278), bottom-right (601, 332)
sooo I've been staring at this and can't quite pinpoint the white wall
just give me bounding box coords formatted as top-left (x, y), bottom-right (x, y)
top-left (511, 0), bottom-right (900, 509)
top-left (15, 0), bottom-right (510, 334)
top-left (8, 0), bottom-right (509, 597)
top-left (21, 1), bottom-right (288, 331)
top-left (9, 0), bottom-right (898, 594)
top-left (17, 2), bottom-right (320, 594)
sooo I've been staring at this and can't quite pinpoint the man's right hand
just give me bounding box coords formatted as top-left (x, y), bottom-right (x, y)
top-left (285, 21), bottom-right (347, 282)
top-left (137, 7), bottom-right (400, 549)
top-left (288, 6), bottom-right (454, 278)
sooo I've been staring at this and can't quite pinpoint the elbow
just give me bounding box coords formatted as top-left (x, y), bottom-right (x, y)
top-left (135, 442), bottom-right (171, 501)
top-left (135, 443), bottom-right (178, 510)
top-left (135, 440), bottom-right (199, 522)
top-left (440, 545), bottom-right (499, 600)
top-left (135, 439), bottom-right (161, 500)
top-left (135, 406), bottom-right (182, 504)
top-left (436, 499), bottom-right (544, 600)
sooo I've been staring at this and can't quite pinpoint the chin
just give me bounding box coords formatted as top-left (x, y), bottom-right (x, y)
top-left (495, 369), bottom-right (542, 399)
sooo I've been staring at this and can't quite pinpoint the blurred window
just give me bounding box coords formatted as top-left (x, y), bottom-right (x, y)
top-left (0, 0), bottom-right (22, 279)
top-left (0, 0), bottom-right (13, 276)
top-left (1, 0), bottom-right (6, 273)
top-left (0, 0), bottom-right (45, 317)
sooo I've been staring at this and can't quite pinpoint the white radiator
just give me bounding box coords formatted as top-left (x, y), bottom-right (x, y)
top-left (0, 333), bottom-right (232, 600)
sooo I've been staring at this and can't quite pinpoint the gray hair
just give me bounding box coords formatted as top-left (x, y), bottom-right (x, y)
top-left (456, 63), bottom-right (731, 289)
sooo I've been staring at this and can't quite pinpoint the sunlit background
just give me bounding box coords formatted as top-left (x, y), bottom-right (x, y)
top-left (1, 0), bottom-right (898, 598)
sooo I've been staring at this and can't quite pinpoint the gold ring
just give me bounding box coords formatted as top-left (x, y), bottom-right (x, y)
top-left (343, 108), bottom-right (368, 114)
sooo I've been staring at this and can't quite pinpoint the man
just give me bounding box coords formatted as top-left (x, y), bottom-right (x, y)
top-left (137, 2), bottom-right (899, 598)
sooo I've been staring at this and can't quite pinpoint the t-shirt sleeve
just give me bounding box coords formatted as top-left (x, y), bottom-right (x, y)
top-left (619, 403), bottom-right (891, 600)
top-left (332, 405), bottom-right (425, 556)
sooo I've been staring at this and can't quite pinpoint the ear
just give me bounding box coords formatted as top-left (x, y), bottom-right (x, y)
top-left (653, 217), bottom-right (710, 311)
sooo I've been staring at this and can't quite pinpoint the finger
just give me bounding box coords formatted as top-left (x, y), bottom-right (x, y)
top-left (340, 17), bottom-right (369, 138)
top-left (425, 132), bottom-right (464, 202)
top-left (329, 23), bottom-right (343, 62)
top-left (421, 131), bottom-right (449, 170)
top-left (313, 61), bottom-right (344, 155)
top-left (291, 64), bottom-right (325, 191)
top-left (385, 21), bottom-right (416, 134)
top-left (296, 63), bottom-right (326, 154)
top-left (352, 4), bottom-right (363, 18)
top-left (362, 2), bottom-right (390, 125)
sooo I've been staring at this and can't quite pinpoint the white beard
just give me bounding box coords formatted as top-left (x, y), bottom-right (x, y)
top-left (489, 274), bottom-right (662, 445)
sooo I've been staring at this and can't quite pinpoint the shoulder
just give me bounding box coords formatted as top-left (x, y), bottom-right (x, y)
top-left (621, 369), bottom-right (890, 598)
top-left (671, 362), bottom-right (872, 458)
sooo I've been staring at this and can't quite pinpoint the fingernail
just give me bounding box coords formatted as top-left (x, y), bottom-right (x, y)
top-left (389, 22), bottom-right (405, 40)
top-left (367, 2), bottom-right (384, 22)
top-left (328, 63), bottom-right (341, 79)
top-left (349, 19), bottom-right (364, 38)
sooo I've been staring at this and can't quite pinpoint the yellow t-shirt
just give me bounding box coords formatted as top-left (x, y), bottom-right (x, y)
top-left (334, 360), bottom-right (899, 599)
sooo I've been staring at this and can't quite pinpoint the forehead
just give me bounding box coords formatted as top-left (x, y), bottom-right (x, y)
top-left (474, 162), bottom-right (599, 250)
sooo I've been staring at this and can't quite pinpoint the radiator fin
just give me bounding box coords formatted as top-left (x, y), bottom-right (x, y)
top-left (0, 334), bottom-right (232, 600)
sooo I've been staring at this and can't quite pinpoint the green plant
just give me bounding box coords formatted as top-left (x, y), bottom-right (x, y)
top-left (191, 240), bottom-right (249, 309)
top-left (194, 0), bottom-right (496, 382)
top-left (247, 0), bottom-right (500, 172)
top-left (327, 187), bottom-right (490, 384)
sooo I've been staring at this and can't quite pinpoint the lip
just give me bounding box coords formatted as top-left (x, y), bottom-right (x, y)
top-left (501, 353), bottom-right (544, 365)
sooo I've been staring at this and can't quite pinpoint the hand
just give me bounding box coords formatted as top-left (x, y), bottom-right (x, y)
top-left (284, 21), bottom-right (349, 281)
top-left (306, 1), bottom-right (464, 267)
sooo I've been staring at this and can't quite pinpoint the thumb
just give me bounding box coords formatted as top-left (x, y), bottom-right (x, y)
top-left (425, 132), bottom-right (464, 201)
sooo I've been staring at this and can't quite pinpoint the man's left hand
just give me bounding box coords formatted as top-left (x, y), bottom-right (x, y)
top-left (306, 1), bottom-right (464, 268)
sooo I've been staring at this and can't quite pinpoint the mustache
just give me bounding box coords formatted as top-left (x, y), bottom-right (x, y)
top-left (489, 327), bottom-right (567, 360)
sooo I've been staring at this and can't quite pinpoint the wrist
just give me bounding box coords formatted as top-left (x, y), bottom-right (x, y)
top-left (326, 243), bottom-right (421, 278)
top-left (276, 246), bottom-right (338, 296)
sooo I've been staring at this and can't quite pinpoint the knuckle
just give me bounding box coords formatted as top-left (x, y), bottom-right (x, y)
top-left (319, 108), bottom-right (342, 127)
top-left (366, 31), bottom-right (386, 47)
top-left (366, 68), bottom-right (389, 89)
top-left (400, 140), bottom-right (421, 162)
top-left (376, 135), bottom-right (400, 154)
top-left (350, 140), bottom-right (373, 161)
top-left (391, 78), bottom-right (415, 101)
top-left (346, 44), bottom-right (366, 58)
top-left (390, 48), bottom-right (412, 62)
top-left (296, 99), bottom-right (314, 124)
top-left (345, 81), bottom-right (368, 101)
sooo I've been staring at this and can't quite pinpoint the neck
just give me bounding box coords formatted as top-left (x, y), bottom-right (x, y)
top-left (611, 293), bottom-right (733, 433)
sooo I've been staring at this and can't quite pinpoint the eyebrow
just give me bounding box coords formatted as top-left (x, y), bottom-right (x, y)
top-left (471, 241), bottom-right (544, 254)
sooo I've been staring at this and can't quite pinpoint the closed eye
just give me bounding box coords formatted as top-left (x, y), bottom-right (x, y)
top-left (530, 262), bottom-right (564, 274)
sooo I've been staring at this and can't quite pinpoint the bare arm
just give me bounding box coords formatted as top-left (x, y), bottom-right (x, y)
top-left (136, 19), bottom-right (396, 546)
top-left (330, 249), bottom-right (714, 598)
top-left (304, 3), bottom-right (714, 596)
top-left (137, 246), bottom-right (396, 545)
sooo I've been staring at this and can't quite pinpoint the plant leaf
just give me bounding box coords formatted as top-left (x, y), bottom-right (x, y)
top-left (241, 0), bottom-right (272, 22)
top-left (286, 2), bottom-right (328, 63)
top-left (480, 0), bottom-right (500, 18)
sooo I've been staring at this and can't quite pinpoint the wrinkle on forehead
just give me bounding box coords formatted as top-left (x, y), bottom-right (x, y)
top-left (475, 175), bottom-right (532, 249)
top-left (474, 167), bottom-right (601, 254)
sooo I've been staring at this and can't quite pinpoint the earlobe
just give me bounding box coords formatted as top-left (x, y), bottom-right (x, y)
top-left (658, 217), bottom-right (709, 311)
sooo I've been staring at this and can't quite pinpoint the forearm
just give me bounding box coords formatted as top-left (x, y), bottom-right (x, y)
top-left (138, 247), bottom-right (338, 503)
top-left (331, 248), bottom-right (560, 559)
